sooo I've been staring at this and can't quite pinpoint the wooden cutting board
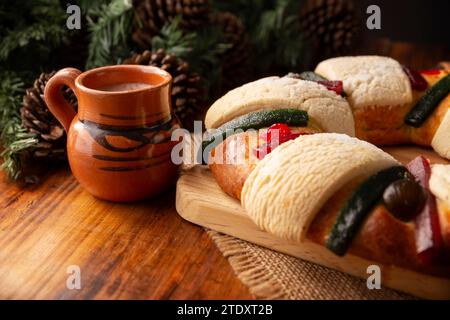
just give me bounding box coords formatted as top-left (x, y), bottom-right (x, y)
top-left (176, 146), bottom-right (450, 299)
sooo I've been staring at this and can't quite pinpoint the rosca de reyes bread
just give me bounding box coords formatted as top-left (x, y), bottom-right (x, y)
top-left (201, 55), bottom-right (450, 279)
top-left (209, 133), bottom-right (450, 277)
top-left (204, 76), bottom-right (355, 136)
top-left (241, 134), bottom-right (397, 243)
top-left (315, 56), bottom-right (450, 158)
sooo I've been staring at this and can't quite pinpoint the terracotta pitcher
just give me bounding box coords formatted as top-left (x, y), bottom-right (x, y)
top-left (44, 65), bottom-right (180, 202)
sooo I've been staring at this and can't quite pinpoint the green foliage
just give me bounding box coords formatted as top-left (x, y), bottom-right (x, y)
top-left (212, 0), bottom-right (274, 28)
top-left (213, 0), bottom-right (305, 74)
top-left (151, 17), bottom-right (230, 96)
top-left (0, 72), bottom-right (37, 180)
top-left (151, 17), bottom-right (197, 59)
top-left (0, 22), bottom-right (67, 62)
top-left (0, 0), bottom-right (67, 180)
top-left (184, 26), bottom-right (230, 96)
top-left (76, 0), bottom-right (110, 13)
top-left (1, 124), bottom-right (38, 181)
top-left (0, 0), bottom-right (68, 74)
top-left (253, 0), bottom-right (305, 71)
top-left (85, 0), bottom-right (134, 69)
top-left (0, 72), bottom-right (23, 132)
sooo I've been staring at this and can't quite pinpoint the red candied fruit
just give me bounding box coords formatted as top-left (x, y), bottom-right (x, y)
top-left (402, 65), bottom-right (428, 91)
top-left (255, 123), bottom-right (306, 160)
top-left (266, 123), bottom-right (291, 143)
top-left (318, 80), bottom-right (344, 95)
top-left (420, 69), bottom-right (441, 76)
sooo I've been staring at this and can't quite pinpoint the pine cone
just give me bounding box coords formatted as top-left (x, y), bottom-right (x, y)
top-left (211, 12), bottom-right (251, 91)
top-left (20, 72), bottom-right (77, 161)
top-left (124, 49), bottom-right (203, 131)
top-left (132, 0), bottom-right (211, 49)
top-left (299, 0), bottom-right (361, 59)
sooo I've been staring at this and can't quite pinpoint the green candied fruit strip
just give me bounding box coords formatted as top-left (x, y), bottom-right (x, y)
top-left (200, 109), bottom-right (309, 164)
top-left (298, 71), bottom-right (328, 82)
top-left (326, 166), bottom-right (410, 256)
top-left (405, 73), bottom-right (450, 127)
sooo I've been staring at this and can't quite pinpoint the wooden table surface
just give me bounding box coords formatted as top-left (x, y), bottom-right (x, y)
top-left (0, 40), bottom-right (448, 300)
top-left (0, 167), bottom-right (251, 299)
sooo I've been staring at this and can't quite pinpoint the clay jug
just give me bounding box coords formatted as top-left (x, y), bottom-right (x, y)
top-left (44, 65), bottom-right (180, 202)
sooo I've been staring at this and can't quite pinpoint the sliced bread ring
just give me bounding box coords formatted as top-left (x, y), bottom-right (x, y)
top-left (315, 55), bottom-right (450, 157)
top-left (240, 133), bottom-right (399, 243)
top-left (209, 132), bottom-right (450, 277)
top-left (204, 76), bottom-right (355, 136)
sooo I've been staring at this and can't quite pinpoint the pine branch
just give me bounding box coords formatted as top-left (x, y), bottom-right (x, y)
top-left (85, 0), bottom-right (134, 69)
top-left (0, 0), bottom-right (71, 79)
top-left (275, 14), bottom-right (305, 69)
top-left (76, 0), bottom-right (110, 14)
top-left (0, 71), bottom-right (38, 180)
top-left (185, 25), bottom-right (230, 95)
top-left (213, 0), bottom-right (305, 74)
top-left (0, 72), bottom-right (24, 131)
top-left (151, 17), bottom-right (197, 59)
top-left (0, 0), bottom-right (67, 63)
top-left (0, 0), bottom-right (68, 180)
top-left (151, 17), bottom-right (229, 96)
top-left (212, 0), bottom-right (274, 28)
top-left (0, 22), bottom-right (67, 61)
top-left (252, 0), bottom-right (305, 71)
top-left (0, 123), bottom-right (38, 181)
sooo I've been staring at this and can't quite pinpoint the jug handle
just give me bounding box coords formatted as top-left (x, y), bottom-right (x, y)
top-left (44, 68), bottom-right (81, 132)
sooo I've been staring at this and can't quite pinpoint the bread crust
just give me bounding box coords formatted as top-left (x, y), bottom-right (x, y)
top-left (354, 95), bottom-right (449, 147)
top-left (209, 131), bottom-right (450, 277)
top-left (315, 56), bottom-right (413, 109)
top-left (209, 127), bottom-right (318, 200)
top-left (204, 77), bottom-right (355, 136)
top-left (209, 132), bottom-right (257, 200)
top-left (315, 57), bottom-right (449, 156)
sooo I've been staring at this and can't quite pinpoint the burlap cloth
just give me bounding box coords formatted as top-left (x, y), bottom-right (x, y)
top-left (207, 230), bottom-right (415, 300)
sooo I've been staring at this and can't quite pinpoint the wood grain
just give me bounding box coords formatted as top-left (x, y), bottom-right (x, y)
top-left (176, 147), bottom-right (450, 300)
top-left (0, 166), bottom-right (251, 299)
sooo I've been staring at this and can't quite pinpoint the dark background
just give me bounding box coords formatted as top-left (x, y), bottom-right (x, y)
top-left (356, 0), bottom-right (450, 43)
